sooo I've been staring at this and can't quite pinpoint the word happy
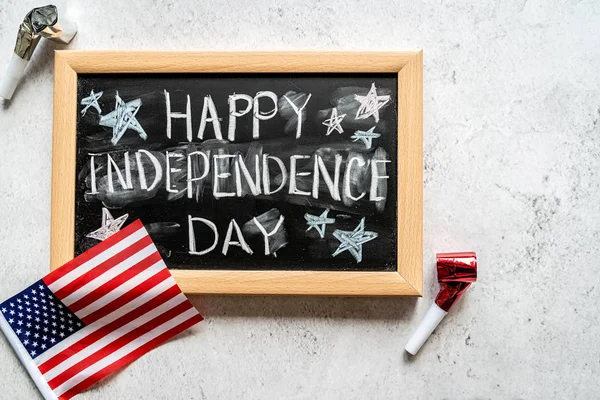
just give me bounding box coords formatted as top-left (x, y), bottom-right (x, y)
top-left (164, 89), bottom-right (311, 141)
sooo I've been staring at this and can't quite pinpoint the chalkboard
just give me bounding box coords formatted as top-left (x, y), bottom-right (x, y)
top-left (51, 52), bottom-right (422, 295)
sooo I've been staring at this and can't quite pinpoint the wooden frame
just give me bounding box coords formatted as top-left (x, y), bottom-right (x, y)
top-left (51, 51), bottom-right (423, 296)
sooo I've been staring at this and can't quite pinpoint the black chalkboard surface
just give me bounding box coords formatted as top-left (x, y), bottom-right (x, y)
top-left (74, 73), bottom-right (398, 272)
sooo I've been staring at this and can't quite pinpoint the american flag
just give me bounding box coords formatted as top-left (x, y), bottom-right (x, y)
top-left (0, 220), bottom-right (203, 399)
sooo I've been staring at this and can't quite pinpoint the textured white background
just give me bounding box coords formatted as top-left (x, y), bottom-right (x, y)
top-left (1, 0), bottom-right (599, 399)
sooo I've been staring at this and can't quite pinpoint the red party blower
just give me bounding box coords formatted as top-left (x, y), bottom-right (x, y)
top-left (405, 252), bottom-right (477, 355)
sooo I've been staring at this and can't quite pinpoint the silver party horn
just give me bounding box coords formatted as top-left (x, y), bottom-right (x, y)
top-left (0, 5), bottom-right (77, 100)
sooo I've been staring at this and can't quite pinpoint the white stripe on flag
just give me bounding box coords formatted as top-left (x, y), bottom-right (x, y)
top-left (48, 228), bottom-right (147, 292)
top-left (42, 293), bottom-right (188, 382)
top-left (53, 307), bottom-right (199, 397)
top-left (35, 277), bottom-right (176, 366)
top-left (61, 243), bottom-right (158, 306)
top-left (75, 261), bottom-right (176, 319)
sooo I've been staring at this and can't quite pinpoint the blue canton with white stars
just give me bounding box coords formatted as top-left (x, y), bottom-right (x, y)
top-left (0, 280), bottom-right (85, 359)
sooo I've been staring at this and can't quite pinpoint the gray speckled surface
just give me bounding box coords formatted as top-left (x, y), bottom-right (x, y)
top-left (0, 0), bottom-right (599, 399)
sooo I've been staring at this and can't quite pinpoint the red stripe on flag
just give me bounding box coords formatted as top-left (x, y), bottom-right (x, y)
top-left (48, 301), bottom-right (195, 389)
top-left (81, 268), bottom-right (172, 325)
top-left (44, 220), bottom-right (144, 286)
top-left (68, 250), bottom-right (162, 313)
top-left (57, 313), bottom-right (203, 400)
top-left (38, 284), bottom-right (181, 375)
top-left (53, 234), bottom-right (154, 300)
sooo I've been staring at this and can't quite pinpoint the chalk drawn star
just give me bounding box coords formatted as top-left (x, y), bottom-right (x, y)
top-left (304, 209), bottom-right (336, 239)
top-left (80, 90), bottom-right (103, 116)
top-left (322, 108), bottom-right (346, 136)
top-left (332, 218), bottom-right (378, 263)
top-left (350, 126), bottom-right (381, 149)
top-left (355, 83), bottom-right (390, 123)
top-left (99, 91), bottom-right (148, 145)
top-left (86, 208), bottom-right (129, 241)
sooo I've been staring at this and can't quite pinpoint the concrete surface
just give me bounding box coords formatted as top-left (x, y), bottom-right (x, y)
top-left (0, 0), bottom-right (599, 399)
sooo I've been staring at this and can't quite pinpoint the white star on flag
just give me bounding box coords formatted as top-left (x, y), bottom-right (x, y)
top-left (99, 92), bottom-right (147, 145)
top-left (322, 108), bottom-right (346, 135)
top-left (86, 208), bottom-right (129, 241)
top-left (355, 83), bottom-right (391, 123)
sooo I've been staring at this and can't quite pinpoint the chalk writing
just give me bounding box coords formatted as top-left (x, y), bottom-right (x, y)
top-left (282, 92), bottom-right (312, 139)
top-left (187, 209), bottom-right (287, 257)
top-left (76, 74), bottom-right (398, 271)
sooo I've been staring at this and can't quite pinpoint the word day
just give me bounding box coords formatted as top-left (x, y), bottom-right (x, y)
top-left (187, 209), bottom-right (287, 257)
